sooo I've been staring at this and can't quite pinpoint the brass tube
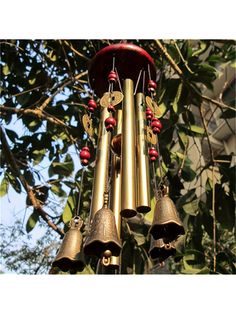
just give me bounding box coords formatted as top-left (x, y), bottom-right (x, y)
top-left (90, 107), bottom-right (111, 221)
top-left (136, 93), bottom-right (151, 213)
top-left (120, 79), bottom-right (137, 217)
top-left (110, 109), bottom-right (122, 270)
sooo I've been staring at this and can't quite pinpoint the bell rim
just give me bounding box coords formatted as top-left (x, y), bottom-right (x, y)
top-left (149, 222), bottom-right (185, 241)
top-left (83, 240), bottom-right (122, 257)
top-left (120, 208), bottom-right (137, 218)
top-left (149, 247), bottom-right (176, 260)
top-left (52, 257), bottom-right (85, 272)
top-left (137, 205), bottom-right (151, 214)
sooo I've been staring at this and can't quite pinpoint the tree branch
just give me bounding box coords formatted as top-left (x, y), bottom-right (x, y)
top-left (199, 103), bottom-right (214, 162)
top-left (0, 106), bottom-right (69, 128)
top-left (38, 70), bottom-right (88, 111)
top-left (202, 95), bottom-right (236, 112)
top-left (155, 40), bottom-right (183, 77)
top-left (0, 125), bottom-right (64, 237)
top-left (173, 41), bottom-right (194, 74)
top-left (63, 40), bottom-right (90, 62)
top-left (155, 39), bottom-right (236, 113)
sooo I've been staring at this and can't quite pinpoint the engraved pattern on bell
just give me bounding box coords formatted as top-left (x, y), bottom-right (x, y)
top-left (83, 206), bottom-right (122, 257)
top-left (82, 114), bottom-right (94, 137)
top-left (100, 91), bottom-right (124, 108)
top-left (149, 236), bottom-right (176, 261)
top-left (149, 195), bottom-right (185, 241)
top-left (52, 217), bottom-right (85, 272)
top-left (146, 125), bottom-right (157, 145)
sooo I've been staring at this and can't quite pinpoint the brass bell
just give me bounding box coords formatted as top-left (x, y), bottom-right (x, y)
top-left (149, 236), bottom-right (176, 261)
top-left (149, 190), bottom-right (185, 241)
top-left (83, 205), bottom-right (122, 258)
top-left (52, 216), bottom-right (85, 272)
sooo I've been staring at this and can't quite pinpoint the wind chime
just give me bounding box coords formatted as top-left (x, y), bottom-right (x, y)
top-left (52, 43), bottom-right (185, 274)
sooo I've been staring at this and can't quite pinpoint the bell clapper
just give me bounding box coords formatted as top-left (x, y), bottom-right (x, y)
top-left (101, 250), bottom-right (112, 266)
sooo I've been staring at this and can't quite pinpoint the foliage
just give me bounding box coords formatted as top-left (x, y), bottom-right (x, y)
top-left (0, 39), bottom-right (235, 274)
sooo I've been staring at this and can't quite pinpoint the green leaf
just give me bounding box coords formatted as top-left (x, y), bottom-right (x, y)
top-left (189, 125), bottom-right (205, 134)
top-left (176, 189), bottom-right (196, 209)
top-left (181, 166), bottom-right (196, 181)
top-left (144, 196), bottom-right (156, 223)
top-left (178, 131), bottom-right (188, 150)
top-left (29, 78), bottom-right (36, 85)
top-left (62, 191), bottom-right (76, 223)
top-left (156, 102), bottom-right (167, 118)
top-left (172, 101), bottom-right (178, 113)
top-left (183, 199), bottom-right (199, 216)
top-left (51, 182), bottom-right (67, 197)
top-left (177, 123), bottom-right (204, 137)
top-left (79, 264), bottom-right (95, 275)
top-left (172, 82), bottom-right (183, 113)
top-left (230, 60), bottom-right (236, 68)
top-left (181, 266), bottom-right (210, 274)
top-left (32, 149), bottom-right (46, 166)
top-left (6, 173), bottom-right (21, 193)
top-left (182, 250), bottom-right (208, 274)
top-left (26, 210), bottom-right (40, 233)
top-left (47, 50), bottom-right (57, 62)
top-left (175, 234), bottom-right (186, 254)
top-left (5, 128), bottom-right (18, 142)
top-left (0, 176), bottom-right (9, 197)
top-left (2, 64), bottom-right (10, 76)
top-left (175, 151), bottom-right (186, 160)
top-left (132, 231), bottom-right (146, 246)
top-left (192, 41), bottom-right (207, 57)
top-left (52, 154), bottom-right (74, 177)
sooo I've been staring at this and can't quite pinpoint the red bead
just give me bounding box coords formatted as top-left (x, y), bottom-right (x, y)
top-left (146, 107), bottom-right (153, 121)
top-left (151, 118), bottom-right (162, 133)
top-left (81, 159), bottom-right (89, 166)
top-left (152, 127), bottom-right (160, 134)
top-left (108, 70), bottom-right (117, 83)
top-left (107, 104), bottom-right (116, 113)
top-left (82, 146), bottom-right (90, 152)
top-left (80, 149), bottom-right (91, 160)
top-left (105, 116), bottom-right (116, 131)
top-left (88, 99), bottom-right (97, 113)
top-left (88, 99), bottom-right (97, 108)
top-left (148, 80), bottom-right (157, 93)
top-left (149, 147), bottom-right (158, 161)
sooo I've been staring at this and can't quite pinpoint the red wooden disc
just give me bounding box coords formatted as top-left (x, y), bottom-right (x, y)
top-left (88, 43), bottom-right (156, 97)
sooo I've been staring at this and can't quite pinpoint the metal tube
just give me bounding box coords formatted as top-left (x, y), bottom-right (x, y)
top-left (136, 92), bottom-right (151, 213)
top-left (90, 107), bottom-right (111, 221)
top-left (120, 79), bottom-right (137, 217)
top-left (110, 109), bottom-right (122, 270)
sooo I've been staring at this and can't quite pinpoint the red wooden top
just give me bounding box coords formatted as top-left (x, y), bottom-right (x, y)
top-left (88, 43), bottom-right (156, 97)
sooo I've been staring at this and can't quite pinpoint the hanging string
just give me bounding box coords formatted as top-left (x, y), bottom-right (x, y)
top-left (147, 64), bottom-right (164, 188)
top-left (147, 64), bottom-right (155, 102)
top-left (115, 67), bottom-right (123, 93)
top-left (147, 64), bottom-right (151, 81)
top-left (75, 166), bottom-right (85, 216)
top-left (152, 160), bottom-right (160, 200)
top-left (75, 138), bottom-right (88, 216)
top-left (142, 69), bottom-right (146, 97)
top-left (112, 56), bottom-right (115, 71)
top-left (103, 133), bottom-right (112, 208)
top-left (156, 139), bottom-right (164, 187)
top-left (142, 69), bottom-right (159, 200)
top-left (134, 69), bottom-right (143, 95)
